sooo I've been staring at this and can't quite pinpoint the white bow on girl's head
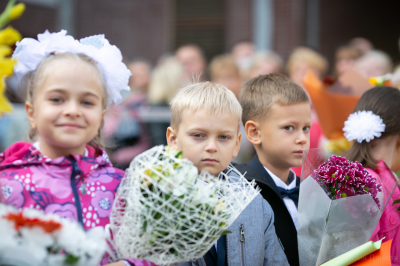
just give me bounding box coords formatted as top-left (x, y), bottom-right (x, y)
top-left (343, 110), bottom-right (386, 143)
top-left (12, 30), bottom-right (131, 106)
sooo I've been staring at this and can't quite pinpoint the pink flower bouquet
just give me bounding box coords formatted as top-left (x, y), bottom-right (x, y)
top-left (298, 149), bottom-right (393, 266)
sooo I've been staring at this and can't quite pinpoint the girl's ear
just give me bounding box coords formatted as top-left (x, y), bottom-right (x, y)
top-left (166, 127), bottom-right (178, 149)
top-left (25, 101), bottom-right (36, 130)
top-left (245, 120), bottom-right (261, 145)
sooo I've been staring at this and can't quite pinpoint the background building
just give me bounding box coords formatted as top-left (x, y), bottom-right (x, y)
top-left (3, 0), bottom-right (400, 69)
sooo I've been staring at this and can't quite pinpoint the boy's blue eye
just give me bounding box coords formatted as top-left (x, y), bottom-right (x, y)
top-left (219, 135), bottom-right (230, 140)
top-left (50, 98), bottom-right (62, 103)
top-left (284, 126), bottom-right (294, 131)
top-left (193, 133), bottom-right (203, 138)
top-left (303, 126), bottom-right (311, 132)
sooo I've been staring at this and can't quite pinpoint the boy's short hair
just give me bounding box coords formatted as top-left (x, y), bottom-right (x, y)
top-left (239, 73), bottom-right (309, 125)
top-left (170, 81), bottom-right (242, 129)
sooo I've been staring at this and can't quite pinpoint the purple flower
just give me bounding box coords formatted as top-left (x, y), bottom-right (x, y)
top-left (0, 179), bottom-right (25, 208)
top-left (44, 203), bottom-right (78, 221)
top-left (91, 190), bottom-right (114, 218)
top-left (313, 155), bottom-right (382, 208)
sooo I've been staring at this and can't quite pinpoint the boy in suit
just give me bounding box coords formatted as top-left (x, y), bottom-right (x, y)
top-left (237, 73), bottom-right (312, 266)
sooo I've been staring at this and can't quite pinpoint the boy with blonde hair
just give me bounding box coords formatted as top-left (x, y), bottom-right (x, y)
top-left (236, 73), bottom-right (311, 266)
top-left (167, 81), bottom-right (289, 266)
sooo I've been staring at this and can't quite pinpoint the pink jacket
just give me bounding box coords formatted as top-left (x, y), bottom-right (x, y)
top-left (0, 142), bottom-right (156, 266)
top-left (368, 160), bottom-right (400, 243)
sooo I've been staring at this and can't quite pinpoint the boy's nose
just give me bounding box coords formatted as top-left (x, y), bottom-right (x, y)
top-left (296, 131), bottom-right (308, 145)
top-left (205, 139), bottom-right (218, 153)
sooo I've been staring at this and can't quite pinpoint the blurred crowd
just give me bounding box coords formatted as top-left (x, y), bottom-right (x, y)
top-left (1, 36), bottom-right (398, 169)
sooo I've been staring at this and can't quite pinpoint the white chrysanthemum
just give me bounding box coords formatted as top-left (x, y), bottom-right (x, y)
top-left (343, 110), bottom-right (386, 143)
top-left (0, 203), bottom-right (106, 266)
top-left (109, 145), bottom-right (260, 265)
top-left (12, 30), bottom-right (131, 106)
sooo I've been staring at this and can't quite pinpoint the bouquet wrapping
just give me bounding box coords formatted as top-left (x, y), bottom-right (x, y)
top-left (298, 149), bottom-right (396, 266)
top-left (109, 145), bottom-right (259, 265)
top-left (0, 203), bottom-right (106, 266)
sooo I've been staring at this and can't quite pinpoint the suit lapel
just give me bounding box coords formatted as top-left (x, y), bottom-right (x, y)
top-left (248, 155), bottom-right (283, 198)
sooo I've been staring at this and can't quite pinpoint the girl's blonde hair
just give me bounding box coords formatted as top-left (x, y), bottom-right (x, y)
top-left (344, 87), bottom-right (400, 169)
top-left (22, 52), bottom-right (108, 152)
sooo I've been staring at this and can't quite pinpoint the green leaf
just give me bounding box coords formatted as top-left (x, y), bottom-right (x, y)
top-left (398, 205), bottom-right (400, 212)
top-left (220, 230), bottom-right (232, 236)
top-left (143, 220), bottom-right (147, 232)
top-left (0, 0), bottom-right (16, 29)
top-left (329, 186), bottom-right (336, 196)
top-left (64, 254), bottom-right (80, 264)
top-left (393, 199), bottom-right (400, 205)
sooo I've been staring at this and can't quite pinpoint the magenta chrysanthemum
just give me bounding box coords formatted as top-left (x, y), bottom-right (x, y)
top-left (312, 155), bottom-right (382, 208)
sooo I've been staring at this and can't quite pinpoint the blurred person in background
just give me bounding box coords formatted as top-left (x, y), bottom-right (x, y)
top-left (175, 44), bottom-right (207, 81)
top-left (286, 47), bottom-right (328, 175)
top-left (349, 37), bottom-right (373, 55)
top-left (249, 51), bottom-right (284, 79)
top-left (127, 58), bottom-right (152, 95)
top-left (286, 47), bottom-right (328, 88)
top-left (102, 58), bottom-right (153, 170)
top-left (334, 45), bottom-right (362, 77)
top-left (231, 40), bottom-right (255, 80)
top-left (146, 56), bottom-right (185, 146)
top-left (355, 50), bottom-right (392, 78)
top-left (209, 54), bottom-right (242, 98)
top-left (209, 54), bottom-right (255, 163)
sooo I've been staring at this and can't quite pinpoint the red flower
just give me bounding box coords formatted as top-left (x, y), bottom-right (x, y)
top-left (3, 212), bottom-right (62, 233)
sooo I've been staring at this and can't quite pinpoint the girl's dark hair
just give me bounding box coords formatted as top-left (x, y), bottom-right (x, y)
top-left (23, 53), bottom-right (108, 153)
top-left (344, 86), bottom-right (400, 169)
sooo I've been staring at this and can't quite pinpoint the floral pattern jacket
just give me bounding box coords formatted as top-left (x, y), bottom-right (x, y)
top-left (0, 142), bottom-right (156, 266)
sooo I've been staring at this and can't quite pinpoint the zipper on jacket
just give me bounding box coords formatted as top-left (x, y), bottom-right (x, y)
top-left (240, 224), bottom-right (245, 266)
top-left (67, 157), bottom-right (84, 227)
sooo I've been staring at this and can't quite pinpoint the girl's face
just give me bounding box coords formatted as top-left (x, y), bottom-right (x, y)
top-left (26, 59), bottom-right (106, 158)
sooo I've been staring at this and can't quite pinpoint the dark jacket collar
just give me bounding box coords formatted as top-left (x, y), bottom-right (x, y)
top-left (248, 155), bottom-right (300, 198)
top-left (248, 155), bottom-right (283, 197)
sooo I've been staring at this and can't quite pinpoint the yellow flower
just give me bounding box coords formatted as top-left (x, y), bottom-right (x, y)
top-left (324, 137), bottom-right (353, 154)
top-left (369, 77), bottom-right (378, 85)
top-left (0, 26), bottom-right (22, 46)
top-left (0, 48), bottom-right (16, 77)
top-left (0, 77), bottom-right (12, 114)
top-left (9, 3), bottom-right (25, 21)
top-left (0, 45), bottom-right (12, 57)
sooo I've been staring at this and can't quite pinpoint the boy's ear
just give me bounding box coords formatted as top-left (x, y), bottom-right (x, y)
top-left (245, 120), bottom-right (261, 145)
top-left (25, 101), bottom-right (36, 130)
top-left (232, 132), bottom-right (242, 158)
top-left (166, 127), bottom-right (178, 149)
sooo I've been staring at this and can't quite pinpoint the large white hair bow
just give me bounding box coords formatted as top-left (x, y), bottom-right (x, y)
top-left (12, 30), bottom-right (131, 106)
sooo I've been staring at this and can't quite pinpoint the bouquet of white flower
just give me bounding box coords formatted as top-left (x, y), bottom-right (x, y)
top-left (0, 203), bottom-right (106, 266)
top-left (109, 145), bottom-right (259, 265)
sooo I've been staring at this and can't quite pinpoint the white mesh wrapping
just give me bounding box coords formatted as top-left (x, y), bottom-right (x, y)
top-left (109, 145), bottom-right (259, 265)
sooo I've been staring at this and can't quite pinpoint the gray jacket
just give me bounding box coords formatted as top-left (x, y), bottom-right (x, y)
top-left (176, 194), bottom-right (289, 266)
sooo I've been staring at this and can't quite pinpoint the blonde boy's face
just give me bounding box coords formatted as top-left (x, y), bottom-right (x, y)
top-left (167, 108), bottom-right (241, 176)
top-left (250, 103), bottom-right (312, 170)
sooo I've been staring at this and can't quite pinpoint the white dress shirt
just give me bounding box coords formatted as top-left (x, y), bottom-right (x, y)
top-left (264, 166), bottom-right (298, 229)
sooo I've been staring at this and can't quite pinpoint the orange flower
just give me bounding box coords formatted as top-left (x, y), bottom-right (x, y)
top-left (3, 212), bottom-right (62, 233)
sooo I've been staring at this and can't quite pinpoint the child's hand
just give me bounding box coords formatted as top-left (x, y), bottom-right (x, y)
top-left (103, 263), bottom-right (127, 266)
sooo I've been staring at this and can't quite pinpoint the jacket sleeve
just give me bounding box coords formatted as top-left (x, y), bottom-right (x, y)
top-left (262, 199), bottom-right (290, 266)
